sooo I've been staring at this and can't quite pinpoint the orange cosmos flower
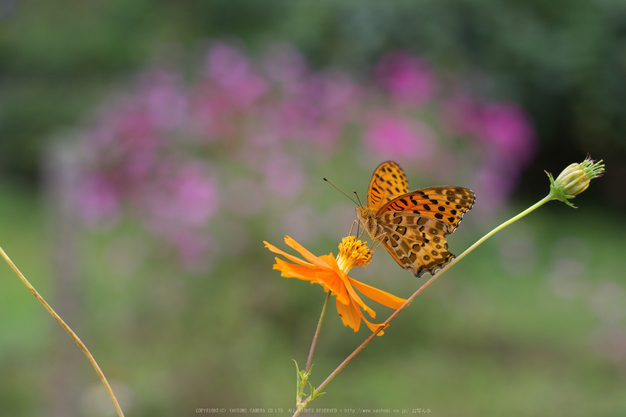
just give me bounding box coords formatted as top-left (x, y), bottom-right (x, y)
top-left (264, 236), bottom-right (407, 334)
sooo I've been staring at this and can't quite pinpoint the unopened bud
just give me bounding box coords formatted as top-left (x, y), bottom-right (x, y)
top-left (546, 157), bottom-right (604, 208)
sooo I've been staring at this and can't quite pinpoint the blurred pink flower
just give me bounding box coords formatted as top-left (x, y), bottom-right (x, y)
top-left (122, 147), bottom-right (159, 186)
top-left (137, 70), bottom-right (188, 131)
top-left (144, 162), bottom-right (218, 228)
top-left (74, 41), bottom-right (541, 271)
top-left (472, 161), bottom-right (520, 213)
top-left (78, 175), bottom-right (119, 224)
top-left (263, 153), bottom-right (304, 198)
top-left (189, 91), bottom-right (227, 139)
top-left (477, 102), bottom-right (536, 165)
top-left (81, 104), bottom-right (163, 196)
top-left (443, 95), bottom-right (482, 136)
top-left (204, 42), bottom-right (268, 109)
top-left (188, 42), bottom-right (270, 140)
top-left (261, 43), bottom-right (309, 90)
top-left (444, 96), bottom-right (536, 166)
top-left (442, 95), bottom-right (536, 211)
top-left (377, 51), bottom-right (437, 107)
top-left (116, 109), bottom-right (158, 152)
top-left (274, 72), bottom-right (361, 147)
top-left (363, 112), bottom-right (436, 164)
top-left (86, 96), bottom-right (162, 161)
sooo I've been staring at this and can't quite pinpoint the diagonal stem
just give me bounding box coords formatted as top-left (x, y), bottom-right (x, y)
top-left (0, 245), bottom-right (125, 417)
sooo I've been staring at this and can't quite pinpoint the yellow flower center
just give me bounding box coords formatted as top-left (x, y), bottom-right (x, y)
top-left (336, 236), bottom-right (372, 273)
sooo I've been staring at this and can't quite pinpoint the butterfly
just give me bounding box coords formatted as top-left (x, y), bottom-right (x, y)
top-left (356, 161), bottom-right (475, 277)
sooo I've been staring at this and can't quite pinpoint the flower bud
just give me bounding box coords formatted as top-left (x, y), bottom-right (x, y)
top-left (554, 163), bottom-right (590, 196)
top-left (546, 157), bottom-right (605, 208)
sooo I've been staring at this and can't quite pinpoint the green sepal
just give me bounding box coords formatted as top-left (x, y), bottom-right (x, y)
top-left (545, 170), bottom-right (577, 208)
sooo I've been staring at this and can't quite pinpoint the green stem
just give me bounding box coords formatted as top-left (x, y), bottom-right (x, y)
top-left (443, 194), bottom-right (554, 273)
top-left (309, 194), bottom-right (555, 399)
top-left (292, 292), bottom-right (332, 417)
top-left (305, 291), bottom-right (332, 373)
top-left (0, 245), bottom-right (125, 417)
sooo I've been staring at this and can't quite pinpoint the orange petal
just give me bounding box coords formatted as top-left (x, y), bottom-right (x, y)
top-left (361, 317), bottom-right (387, 336)
top-left (335, 297), bottom-right (387, 336)
top-left (273, 258), bottom-right (319, 282)
top-left (340, 276), bottom-right (377, 319)
top-left (264, 241), bottom-right (314, 267)
top-left (348, 278), bottom-right (407, 310)
top-left (322, 256), bottom-right (372, 312)
top-left (317, 254), bottom-right (339, 269)
top-left (349, 296), bottom-right (387, 335)
top-left (283, 236), bottom-right (332, 269)
top-left (335, 297), bottom-right (361, 332)
top-left (324, 254), bottom-right (344, 277)
top-left (315, 269), bottom-right (350, 305)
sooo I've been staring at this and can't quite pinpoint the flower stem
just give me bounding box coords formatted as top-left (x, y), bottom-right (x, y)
top-left (291, 292), bottom-right (332, 417)
top-left (442, 194), bottom-right (554, 274)
top-left (0, 245), bottom-right (125, 417)
top-left (311, 194), bottom-right (555, 397)
top-left (306, 291), bottom-right (332, 373)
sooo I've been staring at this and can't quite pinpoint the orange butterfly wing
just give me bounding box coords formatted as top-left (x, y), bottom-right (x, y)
top-left (379, 186), bottom-right (475, 234)
top-left (366, 161), bottom-right (409, 209)
top-left (361, 161), bottom-right (475, 277)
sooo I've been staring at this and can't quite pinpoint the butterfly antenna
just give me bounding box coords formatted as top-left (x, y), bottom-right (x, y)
top-left (353, 190), bottom-right (363, 206)
top-left (323, 178), bottom-right (359, 206)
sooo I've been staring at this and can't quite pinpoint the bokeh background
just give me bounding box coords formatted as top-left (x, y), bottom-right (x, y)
top-left (1, 1), bottom-right (626, 416)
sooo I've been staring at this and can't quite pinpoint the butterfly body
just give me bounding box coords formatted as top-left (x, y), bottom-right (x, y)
top-left (356, 161), bottom-right (475, 277)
